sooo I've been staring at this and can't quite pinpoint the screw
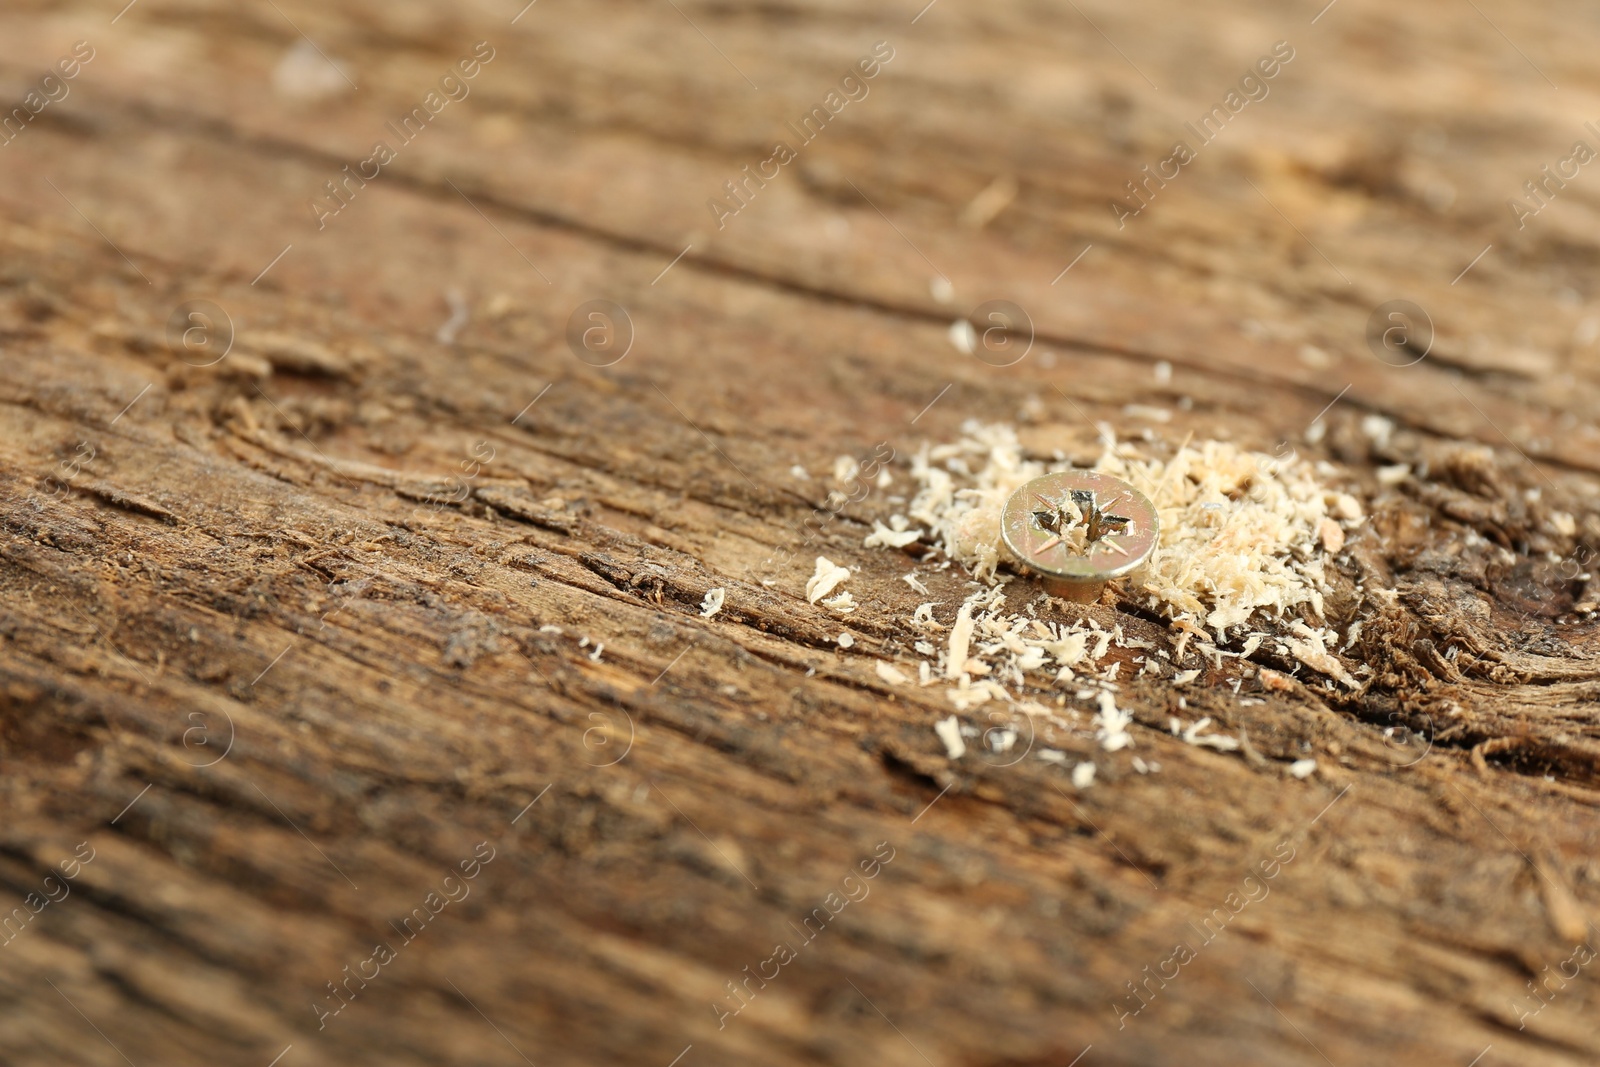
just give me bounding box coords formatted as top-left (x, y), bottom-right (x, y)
top-left (1000, 471), bottom-right (1159, 603)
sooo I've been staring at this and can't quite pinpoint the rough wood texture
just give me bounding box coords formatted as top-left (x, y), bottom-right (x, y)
top-left (2, 1), bottom-right (1600, 1064)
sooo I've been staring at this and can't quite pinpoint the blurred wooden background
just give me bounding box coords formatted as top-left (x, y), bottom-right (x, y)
top-left (2, 0), bottom-right (1600, 1064)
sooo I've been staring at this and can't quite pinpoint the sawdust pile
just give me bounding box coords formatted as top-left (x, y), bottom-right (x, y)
top-left (844, 421), bottom-right (1371, 780)
top-left (899, 421), bottom-right (1360, 639)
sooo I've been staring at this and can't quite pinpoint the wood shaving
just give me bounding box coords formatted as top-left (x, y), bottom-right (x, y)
top-left (875, 661), bottom-right (909, 685)
top-left (806, 557), bottom-right (851, 603)
top-left (272, 39), bottom-right (355, 102)
top-left (1123, 404), bottom-right (1172, 423)
top-left (1361, 414), bottom-right (1394, 447)
top-left (1179, 717), bottom-right (1241, 751)
top-left (1376, 464), bottom-right (1411, 486)
top-left (948, 319), bottom-right (976, 354)
top-left (1281, 622), bottom-right (1360, 689)
top-left (988, 728), bottom-right (1017, 753)
top-left (946, 602), bottom-right (976, 680)
top-left (822, 591), bottom-right (857, 613)
top-left (1342, 622), bottom-right (1363, 652)
top-left (865, 520), bottom-right (923, 549)
top-left (934, 715), bottom-right (966, 759)
top-left (947, 686), bottom-right (992, 710)
top-left (1094, 691), bottom-right (1133, 752)
top-left (1258, 667), bottom-right (1294, 691)
top-left (1319, 517), bottom-right (1344, 554)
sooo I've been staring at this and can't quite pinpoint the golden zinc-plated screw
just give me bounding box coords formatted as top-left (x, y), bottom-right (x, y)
top-left (1000, 471), bottom-right (1159, 603)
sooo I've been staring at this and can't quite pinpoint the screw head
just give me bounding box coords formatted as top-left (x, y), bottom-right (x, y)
top-left (1000, 471), bottom-right (1159, 602)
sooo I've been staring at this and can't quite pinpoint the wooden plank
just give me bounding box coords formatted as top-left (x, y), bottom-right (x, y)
top-left (1, 1), bottom-right (1598, 1064)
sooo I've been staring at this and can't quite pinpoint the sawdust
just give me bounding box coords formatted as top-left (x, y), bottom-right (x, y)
top-left (856, 421), bottom-right (1373, 772)
top-left (901, 421), bottom-right (1352, 639)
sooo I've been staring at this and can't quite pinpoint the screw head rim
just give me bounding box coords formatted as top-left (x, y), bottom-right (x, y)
top-left (1000, 471), bottom-right (1160, 593)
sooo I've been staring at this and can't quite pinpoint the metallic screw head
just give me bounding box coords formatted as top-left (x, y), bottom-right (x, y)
top-left (1000, 471), bottom-right (1159, 603)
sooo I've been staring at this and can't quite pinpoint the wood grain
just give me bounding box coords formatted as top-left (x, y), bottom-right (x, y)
top-left (1, 1), bottom-right (1599, 1064)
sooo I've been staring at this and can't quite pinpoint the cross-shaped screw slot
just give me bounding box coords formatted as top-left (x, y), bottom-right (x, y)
top-left (1001, 471), bottom-right (1158, 606)
top-left (1031, 488), bottom-right (1133, 556)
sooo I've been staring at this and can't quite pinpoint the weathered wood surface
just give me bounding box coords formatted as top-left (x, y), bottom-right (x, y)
top-left (2, 1), bottom-right (1600, 1064)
